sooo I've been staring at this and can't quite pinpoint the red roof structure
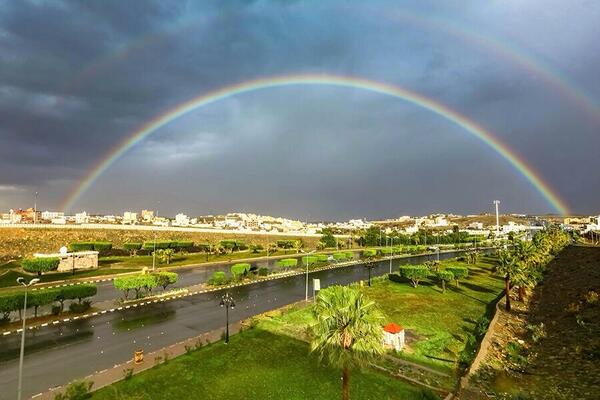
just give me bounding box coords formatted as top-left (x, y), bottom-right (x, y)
top-left (383, 323), bottom-right (403, 334)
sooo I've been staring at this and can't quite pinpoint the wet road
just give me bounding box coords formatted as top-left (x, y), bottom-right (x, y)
top-left (0, 251), bottom-right (468, 399)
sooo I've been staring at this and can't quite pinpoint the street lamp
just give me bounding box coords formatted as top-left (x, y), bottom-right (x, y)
top-left (152, 231), bottom-right (157, 271)
top-left (388, 236), bottom-right (394, 274)
top-left (301, 250), bottom-right (316, 301)
top-left (364, 259), bottom-right (376, 286)
top-left (219, 292), bottom-right (235, 344)
top-left (16, 277), bottom-right (40, 400)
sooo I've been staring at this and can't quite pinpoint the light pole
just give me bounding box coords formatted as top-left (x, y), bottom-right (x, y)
top-left (17, 277), bottom-right (40, 400)
top-left (33, 191), bottom-right (38, 224)
top-left (219, 292), bottom-right (235, 344)
top-left (388, 236), bottom-right (394, 274)
top-left (302, 250), bottom-right (316, 301)
top-left (152, 231), bottom-right (157, 271)
top-left (494, 200), bottom-right (500, 239)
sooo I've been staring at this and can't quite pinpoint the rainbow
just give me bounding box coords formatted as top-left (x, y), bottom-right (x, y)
top-left (62, 74), bottom-right (570, 214)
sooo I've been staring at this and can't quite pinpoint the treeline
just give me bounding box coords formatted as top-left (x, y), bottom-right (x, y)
top-left (0, 284), bottom-right (97, 322)
top-left (113, 271), bottom-right (178, 300)
top-left (356, 226), bottom-right (487, 247)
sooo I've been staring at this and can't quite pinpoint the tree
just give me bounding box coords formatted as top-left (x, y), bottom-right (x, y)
top-left (362, 226), bottom-right (382, 247)
top-left (311, 286), bottom-right (385, 400)
top-left (53, 379), bottom-right (93, 400)
top-left (320, 228), bottom-right (337, 249)
top-left (465, 251), bottom-right (480, 265)
top-left (155, 271), bottom-right (178, 291)
top-left (399, 265), bottom-right (429, 288)
top-left (231, 263), bottom-right (250, 280)
top-left (446, 266), bottom-right (468, 287)
top-left (436, 270), bottom-right (454, 293)
top-left (155, 248), bottom-right (175, 265)
top-left (21, 257), bottom-right (60, 276)
top-left (292, 239), bottom-right (304, 254)
top-left (123, 243), bottom-right (142, 257)
top-left (496, 251), bottom-right (518, 311)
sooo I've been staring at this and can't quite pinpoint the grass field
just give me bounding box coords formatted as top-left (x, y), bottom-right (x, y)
top-left (91, 328), bottom-right (429, 400)
top-left (260, 256), bottom-right (504, 376)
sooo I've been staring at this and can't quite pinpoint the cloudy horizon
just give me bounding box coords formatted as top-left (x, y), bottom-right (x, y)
top-left (1, 1), bottom-right (599, 220)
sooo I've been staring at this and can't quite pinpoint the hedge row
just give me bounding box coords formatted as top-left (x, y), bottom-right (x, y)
top-left (0, 283), bottom-right (97, 319)
top-left (395, 265), bottom-right (469, 288)
top-left (220, 240), bottom-right (248, 251)
top-left (113, 271), bottom-right (178, 300)
top-left (231, 263), bottom-right (251, 278)
top-left (69, 242), bottom-right (112, 251)
top-left (276, 258), bottom-right (298, 269)
top-left (332, 251), bottom-right (354, 261)
top-left (21, 257), bottom-right (60, 276)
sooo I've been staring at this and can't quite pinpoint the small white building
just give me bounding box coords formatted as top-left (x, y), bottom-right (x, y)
top-left (75, 211), bottom-right (89, 224)
top-left (173, 213), bottom-right (190, 227)
top-left (383, 323), bottom-right (405, 351)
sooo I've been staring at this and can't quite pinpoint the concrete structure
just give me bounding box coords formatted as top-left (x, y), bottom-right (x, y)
top-left (382, 322), bottom-right (405, 351)
top-left (34, 250), bottom-right (99, 272)
top-left (75, 211), bottom-right (89, 224)
top-left (123, 212), bottom-right (138, 225)
top-left (173, 213), bottom-right (190, 227)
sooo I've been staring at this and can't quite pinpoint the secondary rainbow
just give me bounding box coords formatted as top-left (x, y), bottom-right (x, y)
top-left (62, 74), bottom-right (570, 214)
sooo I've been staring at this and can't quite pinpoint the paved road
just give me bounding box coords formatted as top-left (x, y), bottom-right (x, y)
top-left (0, 251), bottom-right (467, 399)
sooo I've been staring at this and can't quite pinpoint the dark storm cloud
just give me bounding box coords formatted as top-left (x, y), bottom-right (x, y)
top-left (0, 0), bottom-right (598, 217)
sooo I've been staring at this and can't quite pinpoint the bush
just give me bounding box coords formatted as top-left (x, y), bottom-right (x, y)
top-left (142, 240), bottom-right (174, 250)
top-left (172, 241), bottom-right (194, 249)
top-left (436, 270), bottom-right (454, 292)
top-left (92, 242), bottom-right (112, 251)
top-left (68, 242), bottom-right (95, 252)
top-left (155, 271), bottom-right (178, 290)
top-left (208, 271), bottom-right (228, 286)
top-left (29, 289), bottom-right (60, 316)
top-left (69, 300), bottom-right (91, 314)
top-left (399, 265), bottom-right (429, 287)
top-left (446, 266), bottom-right (468, 286)
top-left (249, 244), bottom-right (264, 253)
top-left (258, 267), bottom-right (269, 276)
top-left (231, 263), bottom-right (250, 279)
top-left (362, 249), bottom-right (377, 258)
top-left (220, 240), bottom-right (247, 252)
top-left (51, 304), bottom-right (62, 316)
top-left (113, 274), bottom-right (158, 299)
top-left (123, 243), bottom-right (142, 256)
top-left (302, 255), bottom-right (319, 265)
top-left (316, 254), bottom-right (329, 263)
top-left (21, 257), bottom-right (60, 276)
top-left (388, 273), bottom-right (403, 283)
top-left (332, 252), bottom-right (351, 261)
top-left (276, 258), bottom-right (298, 270)
top-left (53, 379), bottom-right (93, 400)
top-left (276, 240), bottom-right (295, 250)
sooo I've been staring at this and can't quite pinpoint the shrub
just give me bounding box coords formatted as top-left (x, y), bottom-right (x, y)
top-left (388, 273), bottom-right (403, 283)
top-left (155, 271), bottom-right (178, 290)
top-left (123, 242), bottom-right (142, 256)
top-left (22, 257), bottom-right (60, 276)
top-left (68, 242), bottom-right (95, 252)
top-left (436, 270), bottom-right (454, 292)
top-left (231, 263), bottom-right (250, 279)
top-left (208, 271), bottom-right (228, 286)
top-left (332, 252), bottom-right (351, 261)
top-left (29, 289), bottom-right (60, 317)
top-left (276, 258), bottom-right (298, 270)
top-left (316, 254), bottom-right (329, 263)
top-left (276, 240), bottom-right (295, 250)
top-left (258, 267), bottom-right (269, 276)
top-left (380, 247), bottom-right (394, 255)
top-left (344, 251), bottom-right (354, 259)
top-left (302, 255), bottom-right (319, 265)
top-left (113, 274), bottom-right (158, 299)
top-left (446, 266), bottom-right (468, 287)
top-left (362, 249), bottom-right (377, 258)
top-left (53, 379), bottom-right (93, 400)
top-left (142, 241), bottom-right (173, 250)
top-left (197, 243), bottom-right (212, 252)
top-left (0, 293), bottom-right (23, 320)
top-left (249, 244), bottom-right (264, 253)
top-left (69, 300), bottom-right (91, 314)
top-left (92, 242), bottom-right (112, 251)
top-left (220, 240), bottom-right (246, 252)
top-left (399, 265), bottom-right (429, 287)
top-left (51, 304), bottom-right (61, 316)
top-left (172, 241), bottom-right (194, 249)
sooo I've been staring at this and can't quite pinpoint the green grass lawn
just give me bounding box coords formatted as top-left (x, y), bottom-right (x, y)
top-left (0, 267), bottom-right (136, 289)
top-left (91, 328), bottom-right (429, 400)
top-left (259, 257), bottom-right (504, 376)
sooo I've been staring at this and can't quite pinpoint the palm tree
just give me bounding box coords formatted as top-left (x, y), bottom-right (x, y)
top-left (496, 251), bottom-right (518, 311)
top-left (311, 286), bottom-right (385, 400)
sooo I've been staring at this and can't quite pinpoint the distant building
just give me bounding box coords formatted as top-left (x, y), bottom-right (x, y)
top-left (75, 211), bottom-right (89, 224)
top-left (123, 211), bottom-right (138, 225)
top-left (173, 213), bottom-right (190, 227)
top-left (41, 211), bottom-right (64, 221)
top-left (141, 209), bottom-right (155, 223)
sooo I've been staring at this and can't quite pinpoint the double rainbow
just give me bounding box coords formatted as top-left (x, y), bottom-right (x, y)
top-left (62, 74), bottom-right (569, 214)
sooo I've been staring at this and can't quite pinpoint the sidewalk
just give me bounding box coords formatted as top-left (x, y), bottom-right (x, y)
top-left (33, 321), bottom-right (246, 399)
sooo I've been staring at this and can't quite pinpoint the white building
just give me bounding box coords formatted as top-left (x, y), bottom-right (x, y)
top-left (173, 213), bottom-right (190, 227)
top-left (123, 211), bottom-right (138, 225)
top-left (75, 211), bottom-right (89, 224)
top-left (141, 210), bottom-right (155, 223)
top-left (41, 211), bottom-right (64, 221)
top-left (382, 323), bottom-right (405, 351)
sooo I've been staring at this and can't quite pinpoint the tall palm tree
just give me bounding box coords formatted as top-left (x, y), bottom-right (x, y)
top-left (496, 251), bottom-right (519, 311)
top-left (311, 286), bottom-right (385, 400)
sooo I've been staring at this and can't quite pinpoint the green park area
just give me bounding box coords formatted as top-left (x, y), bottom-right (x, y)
top-left (88, 255), bottom-right (504, 399)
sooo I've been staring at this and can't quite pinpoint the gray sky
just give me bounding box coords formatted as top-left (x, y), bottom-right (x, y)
top-left (0, 0), bottom-right (598, 220)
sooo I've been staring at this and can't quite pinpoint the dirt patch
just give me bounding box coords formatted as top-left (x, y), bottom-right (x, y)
top-left (467, 246), bottom-right (600, 399)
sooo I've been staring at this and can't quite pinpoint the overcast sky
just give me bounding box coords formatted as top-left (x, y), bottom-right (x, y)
top-left (0, 0), bottom-right (598, 220)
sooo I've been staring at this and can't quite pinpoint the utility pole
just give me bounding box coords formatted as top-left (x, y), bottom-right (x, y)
top-left (33, 191), bottom-right (38, 224)
top-left (493, 200), bottom-right (501, 239)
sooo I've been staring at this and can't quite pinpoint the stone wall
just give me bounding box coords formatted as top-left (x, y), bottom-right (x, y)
top-left (0, 227), bottom-right (320, 263)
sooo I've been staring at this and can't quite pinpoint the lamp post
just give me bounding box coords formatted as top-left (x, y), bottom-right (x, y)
top-left (33, 191), bottom-right (38, 224)
top-left (364, 259), bottom-right (375, 286)
top-left (388, 236), bottom-right (394, 274)
top-left (219, 292), bottom-right (235, 344)
top-left (152, 231), bottom-right (157, 271)
top-left (16, 277), bottom-right (40, 400)
top-left (493, 200), bottom-right (501, 239)
top-left (302, 250), bottom-right (316, 301)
